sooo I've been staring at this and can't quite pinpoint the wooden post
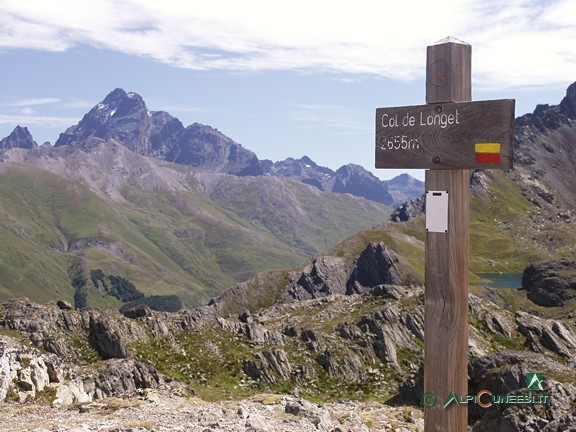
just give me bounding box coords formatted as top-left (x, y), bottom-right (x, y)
top-left (375, 36), bottom-right (513, 430)
top-left (424, 38), bottom-right (470, 431)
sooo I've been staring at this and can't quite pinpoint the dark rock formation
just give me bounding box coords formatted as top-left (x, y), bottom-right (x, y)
top-left (0, 298), bottom-right (148, 361)
top-left (511, 81), bottom-right (576, 214)
top-left (55, 88), bottom-right (263, 176)
top-left (521, 260), bottom-right (576, 307)
top-left (165, 122), bottom-right (263, 176)
top-left (515, 310), bottom-right (576, 357)
top-left (288, 256), bottom-right (352, 300)
top-left (286, 242), bottom-right (419, 300)
top-left (0, 125), bottom-right (37, 150)
top-left (347, 242), bottom-right (410, 293)
top-left (388, 195), bottom-right (425, 222)
top-left (468, 351), bottom-right (576, 432)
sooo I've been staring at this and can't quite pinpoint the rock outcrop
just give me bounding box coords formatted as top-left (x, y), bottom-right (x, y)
top-left (288, 256), bottom-right (353, 300)
top-left (521, 259), bottom-right (576, 307)
top-left (0, 298), bottom-right (149, 361)
top-left (388, 195), bottom-right (425, 222)
top-left (469, 351), bottom-right (576, 432)
top-left (347, 242), bottom-right (412, 293)
top-left (1, 282), bottom-right (576, 432)
top-left (286, 242), bottom-right (420, 301)
top-left (0, 334), bottom-right (160, 404)
top-left (0, 125), bottom-right (37, 150)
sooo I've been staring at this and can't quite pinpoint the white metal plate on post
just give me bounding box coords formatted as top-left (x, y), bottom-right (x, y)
top-left (426, 190), bottom-right (449, 233)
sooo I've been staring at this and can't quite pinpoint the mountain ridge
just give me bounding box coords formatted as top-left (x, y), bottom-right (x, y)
top-left (1, 81), bottom-right (576, 309)
top-left (45, 87), bottom-right (421, 206)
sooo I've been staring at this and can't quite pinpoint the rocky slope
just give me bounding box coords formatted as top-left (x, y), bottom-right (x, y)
top-left (0, 387), bottom-right (424, 432)
top-left (512, 82), bottom-right (576, 215)
top-left (1, 234), bottom-right (576, 430)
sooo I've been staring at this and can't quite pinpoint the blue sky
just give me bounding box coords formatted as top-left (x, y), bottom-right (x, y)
top-left (1, 1), bottom-right (575, 180)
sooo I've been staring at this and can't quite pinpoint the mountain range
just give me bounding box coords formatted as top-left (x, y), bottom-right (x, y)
top-left (46, 87), bottom-right (419, 207)
top-left (1, 82), bottom-right (576, 311)
top-left (0, 89), bottom-right (405, 308)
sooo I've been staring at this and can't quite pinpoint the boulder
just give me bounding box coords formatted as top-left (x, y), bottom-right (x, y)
top-left (123, 304), bottom-right (152, 318)
top-left (56, 300), bottom-right (73, 311)
top-left (288, 256), bottom-right (352, 300)
top-left (347, 242), bottom-right (409, 294)
top-left (468, 351), bottom-right (576, 431)
top-left (388, 195), bottom-right (425, 222)
top-left (521, 260), bottom-right (576, 307)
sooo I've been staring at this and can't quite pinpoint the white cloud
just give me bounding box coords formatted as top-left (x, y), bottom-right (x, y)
top-left (0, 0), bottom-right (574, 89)
top-left (0, 97), bottom-right (61, 108)
top-left (0, 113), bottom-right (78, 127)
top-left (289, 104), bottom-right (370, 132)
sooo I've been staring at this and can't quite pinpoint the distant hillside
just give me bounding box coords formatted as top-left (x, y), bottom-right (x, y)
top-left (0, 141), bottom-right (390, 308)
top-left (262, 156), bottom-right (418, 207)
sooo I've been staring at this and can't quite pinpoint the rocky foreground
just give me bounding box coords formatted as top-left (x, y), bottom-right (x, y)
top-left (0, 388), bottom-right (423, 432)
top-left (1, 241), bottom-right (576, 431)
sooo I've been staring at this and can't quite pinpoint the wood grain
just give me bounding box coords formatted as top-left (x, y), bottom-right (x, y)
top-left (424, 39), bottom-right (470, 432)
top-left (375, 99), bottom-right (515, 169)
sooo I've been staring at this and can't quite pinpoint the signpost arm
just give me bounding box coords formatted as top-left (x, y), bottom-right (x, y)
top-left (424, 38), bottom-right (470, 431)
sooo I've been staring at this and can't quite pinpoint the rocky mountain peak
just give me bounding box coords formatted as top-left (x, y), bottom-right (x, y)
top-left (388, 173), bottom-right (416, 187)
top-left (17, 87), bottom-right (421, 202)
top-left (334, 163), bottom-right (364, 179)
top-left (516, 80), bottom-right (576, 131)
top-left (0, 125), bottom-right (37, 150)
top-left (262, 156), bottom-right (334, 186)
top-left (54, 88), bottom-right (263, 176)
top-left (55, 88), bottom-right (157, 154)
top-left (329, 164), bottom-right (393, 204)
top-left (99, 87), bottom-right (147, 118)
top-left (510, 80), bottom-right (576, 214)
top-left (560, 81), bottom-right (576, 117)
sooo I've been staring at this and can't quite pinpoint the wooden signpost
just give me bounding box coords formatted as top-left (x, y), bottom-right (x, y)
top-left (376, 99), bottom-right (515, 169)
top-left (375, 37), bottom-right (515, 431)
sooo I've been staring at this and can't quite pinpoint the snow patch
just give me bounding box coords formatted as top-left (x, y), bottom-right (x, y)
top-left (109, 109), bottom-right (117, 117)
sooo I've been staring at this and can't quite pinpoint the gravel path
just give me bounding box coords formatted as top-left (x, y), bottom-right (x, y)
top-left (0, 389), bottom-right (424, 432)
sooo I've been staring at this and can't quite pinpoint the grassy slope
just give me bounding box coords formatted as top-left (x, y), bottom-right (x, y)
top-left (469, 171), bottom-right (547, 273)
top-left (384, 170), bottom-right (576, 276)
top-left (0, 164), bottom-right (391, 308)
top-left (294, 170), bottom-right (573, 302)
top-left (213, 169), bottom-right (576, 317)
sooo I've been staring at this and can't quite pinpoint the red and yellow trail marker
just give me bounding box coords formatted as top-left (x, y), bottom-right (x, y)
top-left (475, 143), bottom-right (501, 164)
